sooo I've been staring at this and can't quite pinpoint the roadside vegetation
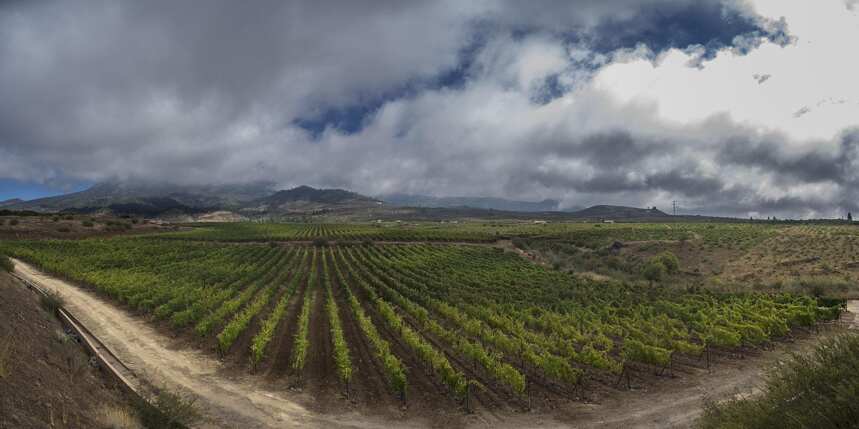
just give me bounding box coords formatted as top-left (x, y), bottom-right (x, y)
top-left (699, 333), bottom-right (859, 429)
top-left (0, 253), bottom-right (12, 273)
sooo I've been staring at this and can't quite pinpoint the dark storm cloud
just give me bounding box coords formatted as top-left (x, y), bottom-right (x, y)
top-left (717, 132), bottom-right (859, 184)
top-left (1, 0), bottom-right (852, 218)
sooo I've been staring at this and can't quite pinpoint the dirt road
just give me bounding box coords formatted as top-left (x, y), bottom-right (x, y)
top-left (11, 258), bottom-right (857, 429)
top-left (12, 259), bottom-right (411, 429)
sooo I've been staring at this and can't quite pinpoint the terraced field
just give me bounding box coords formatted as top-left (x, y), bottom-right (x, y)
top-left (0, 235), bottom-right (841, 413)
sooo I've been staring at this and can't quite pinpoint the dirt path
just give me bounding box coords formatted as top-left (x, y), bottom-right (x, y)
top-left (11, 258), bottom-right (408, 429)
top-left (11, 257), bottom-right (857, 429)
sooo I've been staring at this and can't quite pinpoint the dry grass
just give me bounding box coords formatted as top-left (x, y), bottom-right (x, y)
top-left (97, 405), bottom-right (144, 429)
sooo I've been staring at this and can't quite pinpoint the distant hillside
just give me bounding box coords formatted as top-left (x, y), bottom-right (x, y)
top-left (3, 181), bottom-right (676, 220)
top-left (572, 205), bottom-right (669, 219)
top-left (6, 181), bottom-right (275, 216)
top-left (0, 198), bottom-right (23, 208)
top-left (381, 193), bottom-right (562, 212)
top-left (244, 185), bottom-right (381, 214)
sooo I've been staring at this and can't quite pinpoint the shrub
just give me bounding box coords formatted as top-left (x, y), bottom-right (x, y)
top-left (0, 254), bottom-right (12, 272)
top-left (698, 333), bottom-right (859, 429)
top-left (641, 260), bottom-right (666, 283)
top-left (57, 227), bottom-right (71, 233)
top-left (52, 216), bottom-right (60, 222)
top-left (63, 215), bottom-right (73, 220)
top-left (96, 405), bottom-right (143, 429)
top-left (82, 220), bottom-right (94, 227)
top-left (654, 251), bottom-right (680, 274)
top-left (135, 387), bottom-right (201, 429)
top-left (9, 219), bottom-right (18, 226)
top-left (312, 238), bottom-right (328, 247)
top-left (40, 290), bottom-right (65, 314)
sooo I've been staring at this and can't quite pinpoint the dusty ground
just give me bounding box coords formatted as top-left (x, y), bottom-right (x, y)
top-left (0, 214), bottom-right (172, 240)
top-left (0, 272), bottom-right (139, 429)
top-left (12, 259), bottom-right (430, 429)
top-left (11, 258), bottom-right (855, 429)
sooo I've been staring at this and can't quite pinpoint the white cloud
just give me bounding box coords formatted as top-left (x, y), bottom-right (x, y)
top-left (592, 0), bottom-right (859, 141)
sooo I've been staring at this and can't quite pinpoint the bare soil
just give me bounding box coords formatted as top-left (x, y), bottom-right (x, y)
top-left (0, 272), bottom-right (138, 429)
top-left (0, 214), bottom-right (172, 240)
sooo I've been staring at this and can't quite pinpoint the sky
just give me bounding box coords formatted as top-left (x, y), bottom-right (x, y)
top-left (1, 0), bottom-right (858, 218)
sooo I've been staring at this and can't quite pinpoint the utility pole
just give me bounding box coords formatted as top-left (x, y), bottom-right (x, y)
top-left (672, 200), bottom-right (677, 216)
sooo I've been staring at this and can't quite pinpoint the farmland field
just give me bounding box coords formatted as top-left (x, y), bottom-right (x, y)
top-left (0, 222), bottom-right (846, 416)
top-left (163, 221), bottom-right (785, 246)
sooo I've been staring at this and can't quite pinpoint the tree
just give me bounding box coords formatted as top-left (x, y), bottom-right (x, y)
top-left (849, 212), bottom-right (853, 222)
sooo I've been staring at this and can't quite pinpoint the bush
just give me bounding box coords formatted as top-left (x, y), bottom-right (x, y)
top-left (654, 251), bottom-right (680, 274)
top-left (57, 227), bottom-right (71, 233)
top-left (0, 254), bottom-right (12, 273)
top-left (698, 333), bottom-right (859, 429)
top-left (312, 238), bottom-right (328, 247)
top-left (641, 260), bottom-right (666, 283)
top-left (135, 387), bottom-right (202, 429)
top-left (40, 290), bottom-right (65, 314)
top-left (82, 220), bottom-right (94, 227)
top-left (52, 216), bottom-right (60, 222)
top-left (9, 219), bottom-right (18, 226)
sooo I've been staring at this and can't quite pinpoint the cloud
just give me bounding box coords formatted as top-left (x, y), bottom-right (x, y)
top-left (753, 73), bottom-right (772, 84)
top-left (0, 0), bottom-right (856, 218)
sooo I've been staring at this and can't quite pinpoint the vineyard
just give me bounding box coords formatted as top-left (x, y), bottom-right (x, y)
top-left (164, 221), bottom-right (784, 247)
top-left (0, 236), bottom-right (843, 413)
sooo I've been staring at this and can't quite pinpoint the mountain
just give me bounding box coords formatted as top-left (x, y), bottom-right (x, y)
top-left (7, 180), bottom-right (275, 215)
top-left (3, 181), bottom-right (674, 220)
top-left (381, 193), bottom-right (562, 212)
top-left (0, 198), bottom-right (23, 208)
top-left (572, 205), bottom-right (669, 219)
top-left (246, 185), bottom-right (381, 214)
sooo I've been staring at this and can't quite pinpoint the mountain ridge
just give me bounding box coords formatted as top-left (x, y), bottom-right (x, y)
top-left (380, 193), bottom-right (564, 212)
top-left (4, 181), bottom-right (672, 220)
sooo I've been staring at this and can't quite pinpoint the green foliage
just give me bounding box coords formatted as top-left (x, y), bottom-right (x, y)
top-left (135, 387), bottom-right (202, 429)
top-left (0, 232), bottom-right (830, 405)
top-left (654, 251), bottom-right (680, 274)
top-left (291, 249), bottom-right (318, 372)
top-left (250, 250), bottom-right (308, 365)
top-left (641, 260), bottom-right (667, 283)
top-left (322, 249), bottom-right (352, 384)
top-left (0, 254), bottom-right (12, 273)
top-left (698, 333), bottom-right (859, 429)
top-left (40, 290), bottom-right (65, 314)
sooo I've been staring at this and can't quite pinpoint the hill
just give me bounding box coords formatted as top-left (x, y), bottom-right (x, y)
top-left (380, 193), bottom-right (562, 212)
top-left (245, 185), bottom-right (382, 214)
top-left (0, 198), bottom-right (23, 208)
top-left (573, 205), bottom-right (669, 219)
top-left (6, 181), bottom-right (275, 216)
top-left (3, 181), bottom-right (680, 221)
